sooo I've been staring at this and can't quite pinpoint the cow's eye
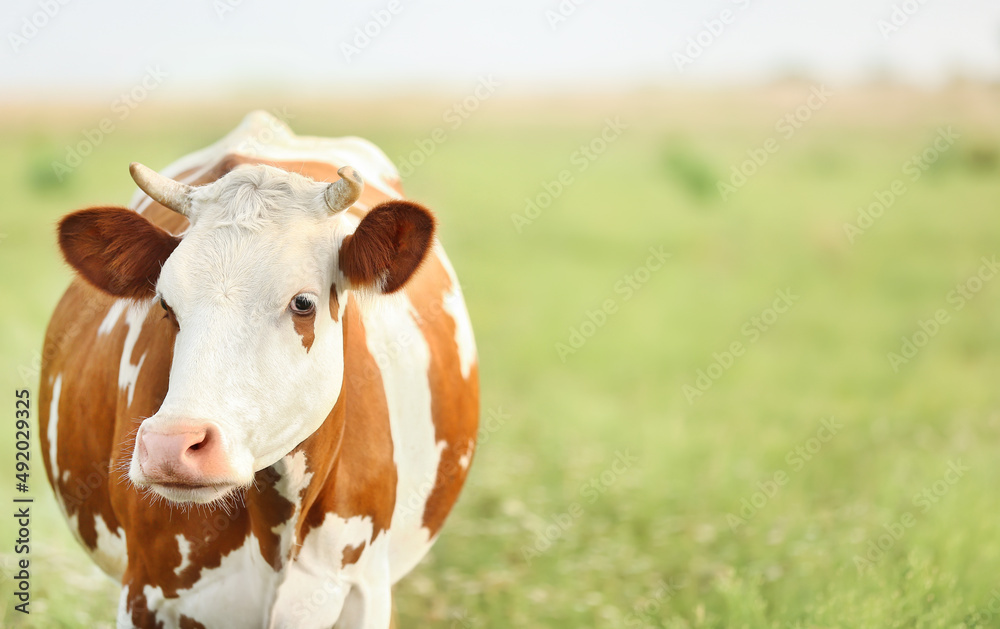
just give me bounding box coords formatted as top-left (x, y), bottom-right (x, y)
top-left (290, 294), bottom-right (316, 316)
top-left (159, 295), bottom-right (179, 328)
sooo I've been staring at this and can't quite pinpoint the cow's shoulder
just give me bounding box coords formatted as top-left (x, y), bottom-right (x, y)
top-left (405, 247), bottom-right (480, 536)
top-left (39, 281), bottom-right (160, 580)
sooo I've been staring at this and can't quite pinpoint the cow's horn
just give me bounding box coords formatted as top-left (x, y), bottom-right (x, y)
top-left (324, 166), bottom-right (364, 213)
top-left (129, 162), bottom-right (194, 216)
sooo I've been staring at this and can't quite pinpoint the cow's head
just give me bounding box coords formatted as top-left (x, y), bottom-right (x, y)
top-left (58, 163), bottom-right (434, 504)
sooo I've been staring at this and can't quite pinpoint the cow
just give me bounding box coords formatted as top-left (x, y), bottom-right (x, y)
top-left (38, 111), bottom-right (479, 628)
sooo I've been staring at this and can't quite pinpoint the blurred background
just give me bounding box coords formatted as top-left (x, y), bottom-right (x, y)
top-left (2, 0), bottom-right (1000, 627)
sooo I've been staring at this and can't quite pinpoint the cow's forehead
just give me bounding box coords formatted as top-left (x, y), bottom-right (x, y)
top-left (159, 174), bottom-right (347, 308)
top-left (188, 163), bottom-right (333, 228)
top-left (161, 224), bottom-right (333, 306)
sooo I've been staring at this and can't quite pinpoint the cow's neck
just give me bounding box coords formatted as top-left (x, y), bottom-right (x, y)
top-left (242, 384), bottom-right (347, 563)
top-left (236, 301), bottom-right (394, 564)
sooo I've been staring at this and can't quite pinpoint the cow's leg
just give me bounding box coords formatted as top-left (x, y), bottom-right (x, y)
top-left (116, 587), bottom-right (133, 628)
top-left (116, 585), bottom-right (156, 629)
top-left (269, 568), bottom-right (352, 629)
top-left (269, 564), bottom-right (392, 629)
top-left (334, 559), bottom-right (392, 628)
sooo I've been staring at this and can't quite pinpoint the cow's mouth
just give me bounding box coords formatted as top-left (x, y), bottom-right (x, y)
top-left (147, 481), bottom-right (238, 505)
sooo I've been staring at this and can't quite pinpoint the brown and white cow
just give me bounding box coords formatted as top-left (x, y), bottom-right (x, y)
top-left (38, 111), bottom-right (479, 628)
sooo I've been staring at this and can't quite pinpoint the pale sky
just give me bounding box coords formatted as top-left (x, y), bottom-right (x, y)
top-left (2, 0), bottom-right (998, 98)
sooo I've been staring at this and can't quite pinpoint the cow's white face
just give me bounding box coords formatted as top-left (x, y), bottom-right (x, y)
top-left (137, 167), bottom-right (354, 503)
top-left (58, 163), bottom-right (435, 504)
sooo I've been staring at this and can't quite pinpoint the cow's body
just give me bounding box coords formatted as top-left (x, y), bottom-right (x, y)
top-left (38, 112), bottom-right (478, 628)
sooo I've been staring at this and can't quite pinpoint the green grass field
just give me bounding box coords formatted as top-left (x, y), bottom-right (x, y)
top-left (2, 84), bottom-right (1000, 627)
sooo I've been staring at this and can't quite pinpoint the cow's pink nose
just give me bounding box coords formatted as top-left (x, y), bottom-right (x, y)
top-left (138, 424), bottom-right (228, 483)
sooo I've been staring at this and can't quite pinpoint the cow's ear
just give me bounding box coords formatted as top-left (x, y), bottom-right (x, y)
top-left (339, 200), bottom-right (435, 294)
top-left (59, 207), bottom-right (181, 299)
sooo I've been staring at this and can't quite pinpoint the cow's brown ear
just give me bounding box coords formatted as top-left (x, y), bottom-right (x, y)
top-left (339, 200), bottom-right (435, 294)
top-left (59, 207), bottom-right (180, 299)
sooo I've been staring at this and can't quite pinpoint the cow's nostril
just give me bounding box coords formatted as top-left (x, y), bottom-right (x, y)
top-left (186, 426), bottom-right (215, 455)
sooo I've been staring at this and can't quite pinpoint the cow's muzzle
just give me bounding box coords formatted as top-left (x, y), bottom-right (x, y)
top-left (134, 422), bottom-right (239, 503)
